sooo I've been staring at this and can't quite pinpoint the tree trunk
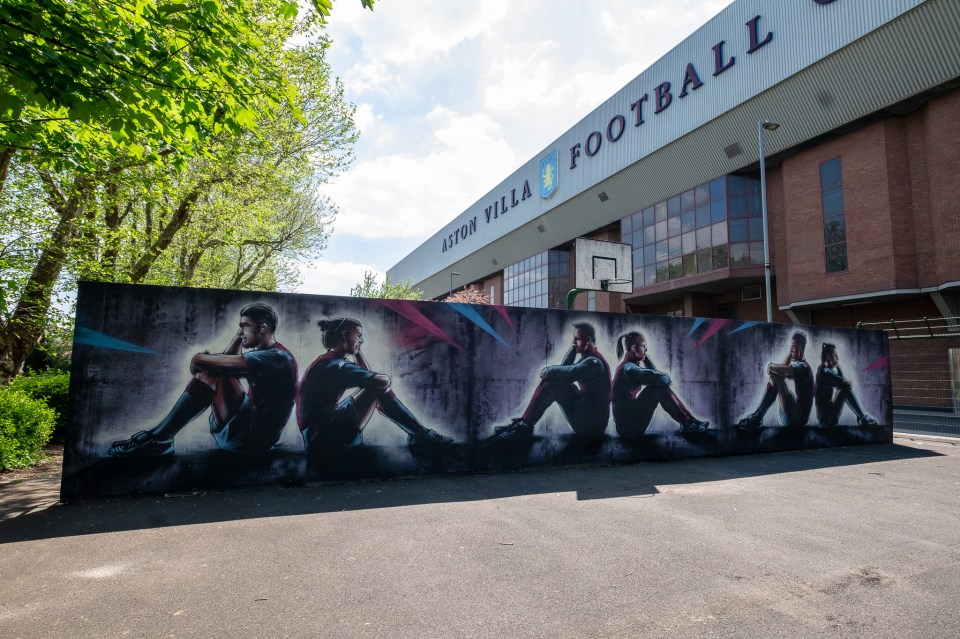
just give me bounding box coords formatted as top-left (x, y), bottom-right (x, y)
top-left (0, 176), bottom-right (84, 382)
top-left (0, 147), bottom-right (14, 196)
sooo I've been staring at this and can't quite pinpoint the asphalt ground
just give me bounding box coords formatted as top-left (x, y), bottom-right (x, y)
top-left (1, 433), bottom-right (958, 639)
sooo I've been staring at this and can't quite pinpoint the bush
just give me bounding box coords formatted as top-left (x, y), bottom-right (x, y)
top-left (10, 370), bottom-right (70, 442)
top-left (0, 387), bottom-right (56, 470)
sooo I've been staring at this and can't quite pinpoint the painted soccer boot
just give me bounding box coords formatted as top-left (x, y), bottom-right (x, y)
top-left (108, 430), bottom-right (175, 457)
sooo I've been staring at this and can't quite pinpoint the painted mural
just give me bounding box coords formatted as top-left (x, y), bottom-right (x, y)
top-left (61, 282), bottom-right (893, 500)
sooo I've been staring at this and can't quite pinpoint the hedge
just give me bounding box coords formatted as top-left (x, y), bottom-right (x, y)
top-left (0, 387), bottom-right (56, 471)
top-left (9, 370), bottom-right (70, 443)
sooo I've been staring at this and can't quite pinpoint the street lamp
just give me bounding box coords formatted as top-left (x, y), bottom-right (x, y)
top-left (758, 120), bottom-right (780, 323)
top-left (449, 271), bottom-right (460, 297)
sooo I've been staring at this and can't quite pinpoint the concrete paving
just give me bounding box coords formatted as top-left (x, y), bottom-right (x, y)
top-left (1, 434), bottom-right (959, 639)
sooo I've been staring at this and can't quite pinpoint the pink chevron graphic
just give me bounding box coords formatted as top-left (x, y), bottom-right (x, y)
top-left (492, 305), bottom-right (514, 327)
top-left (863, 355), bottom-right (890, 371)
top-left (695, 318), bottom-right (732, 348)
top-left (379, 300), bottom-right (465, 352)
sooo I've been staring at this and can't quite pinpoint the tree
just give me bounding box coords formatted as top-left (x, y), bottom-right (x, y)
top-left (446, 285), bottom-right (490, 304)
top-left (350, 271), bottom-right (423, 300)
top-left (0, 18), bottom-right (358, 382)
top-left (0, 0), bottom-right (373, 194)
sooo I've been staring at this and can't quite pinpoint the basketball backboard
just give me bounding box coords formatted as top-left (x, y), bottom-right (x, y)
top-left (574, 237), bottom-right (633, 293)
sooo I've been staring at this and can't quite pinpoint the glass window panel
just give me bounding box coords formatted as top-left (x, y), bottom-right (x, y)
top-left (656, 261), bottom-right (670, 283)
top-left (712, 221), bottom-right (727, 246)
top-left (668, 257), bottom-right (682, 279)
top-left (681, 189), bottom-right (695, 211)
top-left (728, 175), bottom-right (745, 195)
top-left (682, 230), bottom-right (696, 255)
top-left (681, 211), bottom-right (695, 233)
top-left (750, 242), bottom-right (764, 265)
top-left (695, 183), bottom-right (710, 207)
top-left (643, 225), bottom-right (656, 246)
top-left (826, 243), bottom-right (848, 273)
top-left (710, 176), bottom-right (727, 201)
top-left (667, 216), bottom-right (681, 237)
top-left (656, 219), bottom-right (668, 241)
top-left (668, 236), bottom-right (681, 258)
top-left (632, 229), bottom-right (643, 247)
top-left (656, 240), bottom-right (668, 263)
top-left (645, 268), bottom-right (657, 286)
top-left (655, 201), bottom-right (667, 222)
top-left (713, 244), bottom-right (728, 269)
top-left (634, 268), bottom-right (643, 288)
top-left (633, 248), bottom-right (643, 266)
top-left (643, 207), bottom-right (655, 227)
top-left (682, 253), bottom-right (697, 276)
top-left (728, 195), bottom-right (746, 218)
top-left (696, 205), bottom-right (710, 229)
top-left (729, 219), bottom-right (749, 242)
top-left (822, 187), bottom-right (844, 217)
top-left (730, 242), bottom-right (751, 266)
top-left (711, 199), bottom-right (727, 223)
top-left (820, 157), bottom-right (842, 190)
top-left (644, 244), bottom-right (656, 266)
top-left (824, 216), bottom-right (846, 245)
top-left (696, 226), bottom-right (712, 250)
top-left (745, 175), bottom-right (760, 194)
top-left (749, 217), bottom-right (764, 241)
top-left (667, 195), bottom-right (681, 217)
top-left (633, 212), bottom-right (643, 230)
top-left (747, 194), bottom-right (761, 217)
top-left (697, 248), bottom-right (713, 273)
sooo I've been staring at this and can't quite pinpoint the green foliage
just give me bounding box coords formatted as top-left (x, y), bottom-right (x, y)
top-left (0, 0), bottom-right (373, 171)
top-left (350, 270), bottom-right (423, 300)
top-left (10, 370), bottom-right (70, 442)
top-left (0, 386), bottom-right (55, 470)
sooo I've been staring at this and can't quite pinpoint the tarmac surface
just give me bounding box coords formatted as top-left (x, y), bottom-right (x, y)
top-left (1, 433), bottom-right (959, 639)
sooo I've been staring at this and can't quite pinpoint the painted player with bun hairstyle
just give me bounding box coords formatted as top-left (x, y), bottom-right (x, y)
top-left (611, 331), bottom-right (709, 436)
top-left (297, 317), bottom-right (455, 452)
top-left (815, 342), bottom-right (878, 427)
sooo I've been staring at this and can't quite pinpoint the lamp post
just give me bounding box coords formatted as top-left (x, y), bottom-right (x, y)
top-left (758, 120), bottom-right (780, 323)
top-left (449, 271), bottom-right (460, 297)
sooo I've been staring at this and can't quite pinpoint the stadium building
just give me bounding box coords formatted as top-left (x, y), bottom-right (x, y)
top-left (388, 0), bottom-right (960, 329)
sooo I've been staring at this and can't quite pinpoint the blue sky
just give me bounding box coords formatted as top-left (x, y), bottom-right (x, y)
top-left (298, 0), bottom-right (731, 296)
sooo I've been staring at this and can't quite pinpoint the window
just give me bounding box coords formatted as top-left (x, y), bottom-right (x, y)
top-left (504, 249), bottom-right (570, 308)
top-left (619, 173), bottom-right (765, 289)
top-left (820, 157), bottom-right (848, 273)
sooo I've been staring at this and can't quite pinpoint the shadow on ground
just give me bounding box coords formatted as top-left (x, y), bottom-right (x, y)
top-left (0, 442), bottom-right (941, 544)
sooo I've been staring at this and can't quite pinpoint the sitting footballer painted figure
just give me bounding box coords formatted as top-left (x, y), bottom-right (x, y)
top-left (491, 321), bottom-right (611, 441)
top-left (737, 330), bottom-right (814, 430)
top-left (611, 331), bottom-right (709, 436)
top-left (815, 342), bottom-right (879, 427)
top-left (108, 303), bottom-right (298, 457)
top-left (296, 317), bottom-right (454, 452)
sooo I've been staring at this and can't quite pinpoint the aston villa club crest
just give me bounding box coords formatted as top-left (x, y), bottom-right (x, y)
top-left (540, 150), bottom-right (559, 199)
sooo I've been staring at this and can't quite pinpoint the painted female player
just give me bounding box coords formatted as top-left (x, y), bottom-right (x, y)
top-left (815, 342), bottom-right (879, 427)
top-left (611, 331), bottom-right (709, 437)
top-left (296, 317), bottom-right (455, 452)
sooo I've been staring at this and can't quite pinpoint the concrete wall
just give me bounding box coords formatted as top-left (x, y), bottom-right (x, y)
top-left (61, 282), bottom-right (892, 500)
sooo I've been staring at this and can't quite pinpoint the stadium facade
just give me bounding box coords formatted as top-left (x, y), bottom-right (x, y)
top-left (388, 0), bottom-right (960, 328)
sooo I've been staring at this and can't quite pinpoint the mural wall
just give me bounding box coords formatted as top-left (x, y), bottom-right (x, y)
top-left (61, 282), bottom-right (893, 500)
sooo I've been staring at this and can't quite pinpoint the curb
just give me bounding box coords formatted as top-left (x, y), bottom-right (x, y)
top-left (893, 431), bottom-right (959, 445)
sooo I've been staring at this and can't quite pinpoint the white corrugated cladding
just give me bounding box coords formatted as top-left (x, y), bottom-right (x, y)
top-left (389, 0), bottom-right (959, 299)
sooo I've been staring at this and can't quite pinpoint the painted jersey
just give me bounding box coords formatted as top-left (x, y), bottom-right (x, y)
top-left (242, 342), bottom-right (298, 433)
top-left (296, 352), bottom-right (380, 431)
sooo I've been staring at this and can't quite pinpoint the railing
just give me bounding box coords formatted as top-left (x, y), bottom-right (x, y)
top-left (858, 317), bottom-right (960, 437)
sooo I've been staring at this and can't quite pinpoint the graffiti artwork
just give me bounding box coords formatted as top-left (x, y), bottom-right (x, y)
top-left (61, 282), bottom-right (892, 500)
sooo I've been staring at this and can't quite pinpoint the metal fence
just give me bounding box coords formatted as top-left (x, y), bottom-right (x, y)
top-left (858, 316), bottom-right (960, 438)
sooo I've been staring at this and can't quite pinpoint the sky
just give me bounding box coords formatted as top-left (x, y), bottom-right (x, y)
top-left (298, 0), bottom-right (732, 296)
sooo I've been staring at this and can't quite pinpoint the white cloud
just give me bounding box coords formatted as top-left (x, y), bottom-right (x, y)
top-left (297, 259), bottom-right (380, 297)
top-left (323, 107), bottom-right (515, 240)
top-left (318, 0), bottom-right (734, 271)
